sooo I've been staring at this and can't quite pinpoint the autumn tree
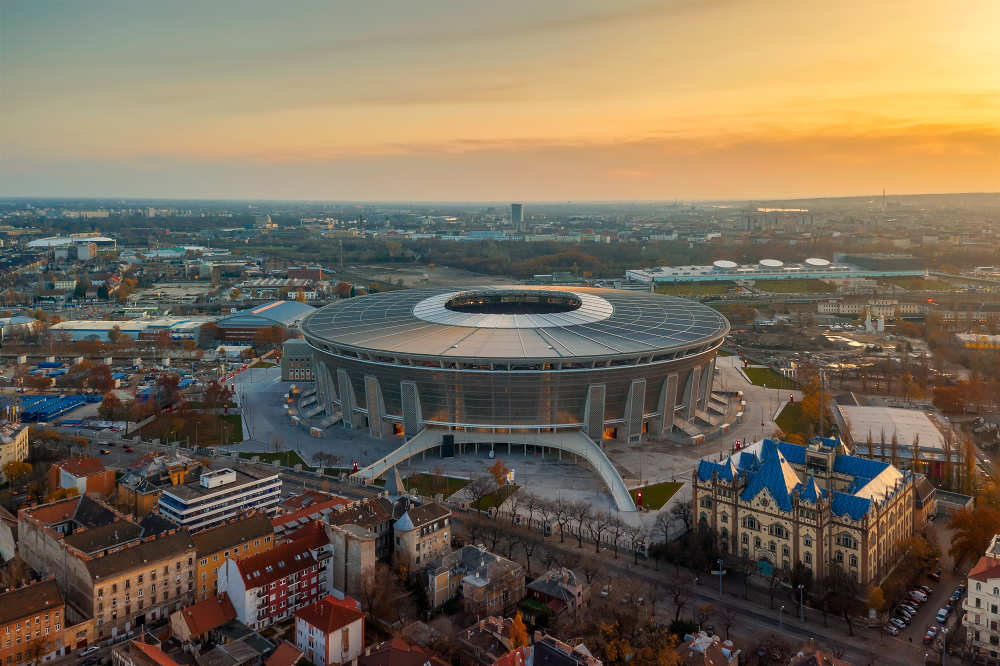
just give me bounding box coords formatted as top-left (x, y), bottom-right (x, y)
top-left (486, 457), bottom-right (511, 488)
top-left (2, 461), bottom-right (32, 487)
top-left (510, 613), bottom-right (529, 649)
top-left (948, 507), bottom-right (1000, 569)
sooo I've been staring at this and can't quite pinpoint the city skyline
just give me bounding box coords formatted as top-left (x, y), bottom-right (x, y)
top-left (2, 0), bottom-right (998, 201)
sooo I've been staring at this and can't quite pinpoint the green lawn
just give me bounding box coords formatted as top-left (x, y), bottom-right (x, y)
top-left (139, 413), bottom-right (244, 447)
top-left (775, 402), bottom-right (808, 438)
top-left (251, 361), bottom-right (277, 368)
top-left (239, 449), bottom-right (310, 468)
top-left (743, 367), bottom-right (799, 390)
top-left (655, 282), bottom-right (735, 297)
top-left (629, 481), bottom-right (683, 510)
top-left (718, 349), bottom-right (735, 357)
top-left (754, 279), bottom-right (836, 294)
top-left (404, 472), bottom-right (470, 498)
top-left (886, 278), bottom-right (958, 291)
top-left (472, 484), bottom-right (521, 511)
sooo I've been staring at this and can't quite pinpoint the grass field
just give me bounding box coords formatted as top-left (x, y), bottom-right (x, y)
top-left (239, 449), bottom-right (310, 468)
top-left (470, 484), bottom-right (521, 511)
top-left (718, 349), bottom-right (734, 357)
top-left (754, 279), bottom-right (836, 294)
top-left (251, 361), bottom-right (277, 369)
top-left (775, 403), bottom-right (808, 438)
top-left (629, 481), bottom-right (683, 510)
top-left (403, 472), bottom-right (470, 498)
top-left (139, 413), bottom-right (243, 447)
top-left (743, 367), bottom-right (798, 390)
top-left (655, 282), bottom-right (735, 296)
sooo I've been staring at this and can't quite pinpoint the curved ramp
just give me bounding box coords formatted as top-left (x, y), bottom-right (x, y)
top-left (352, 428), bottom-right (636, 512)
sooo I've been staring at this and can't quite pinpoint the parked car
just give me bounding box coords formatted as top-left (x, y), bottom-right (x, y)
top-left (927, 627), bottom-right (939, 639)
top-left (893, 613), bottom-right (911, 625)
top-left (918, 585), bottom-right (933, 595)
top-left (100, 449), bottom-right (110, 455)
top-left (923, 633), bottom-right (935, 645)
top-left (889, 618), bottom-right (906, 629)
top-left (929, 569), bottom-right (941, 581)
top-left (952, 590), bottom-right (963, 601)
top-left (936, 609), bottom-right (948, 623)
top-left (124, 446), bottom-right (134, 453)
top-left (900, 600), bottom-right (919, 610)
top-left (77, 647), bottom-right (99, 657)
top-left (910, 589), bottom-right (928, 602)
top-left (884, 625), bottom-right (899, 636)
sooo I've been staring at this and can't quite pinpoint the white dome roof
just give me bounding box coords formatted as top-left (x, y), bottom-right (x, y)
top-left (805, 257), bottom-right (831, 267)
top-left (713, 260), bottom-right (737, 271)
top-left (759, 259), bottom-right (784, 269)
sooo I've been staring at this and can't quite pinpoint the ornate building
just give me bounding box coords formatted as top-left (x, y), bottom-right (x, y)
top-left (693, 438), bottom-right (916, 592)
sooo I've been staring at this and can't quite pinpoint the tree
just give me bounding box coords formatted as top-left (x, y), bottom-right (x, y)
top-left (486, 457), bottom-right (511, 488)
top-left (670, 499), bottom-right (694, 533)
top-left (2, 461), bottom-right (32, 487)
top-left (156, 373), bottom-right (182, 406)
top-left (695, 602), bottom-right (715, 628)
top-left (568, 500), bottom-right (592, 548)
top-left (198, 322), bottom-right (221, 348)
top-left (823, 566), bottom-right (865, 636)
top-left (65, 359), bottom-right (95, 389)
top-left (24, 636), bottom-right (50, 666)
top-left (717, 603), bottom-right (739, 640)
top-left (948, 507), bottom-right (1000, 569)
top-left (728, 552), bottom-right (755, 600)
top-left (664, 579), bottom-right (691, 621)
top-left (585, 511), bottom-right (612, 554)
top-left (97, 285), bottom-right (109, 301)
top-left (465, 474), bottom-right (497, 513)
top-left (90, 364), bottom-right (116, 392)
top-left (510, 613), bottom-right (529, 649)
top-left (868, 587), bottom-right (886, 613)
top-left (46, 487), bottom-right (79, 503)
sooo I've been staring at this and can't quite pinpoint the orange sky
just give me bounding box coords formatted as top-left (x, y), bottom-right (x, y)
top-left (2, 1), bottom-right (997, 200)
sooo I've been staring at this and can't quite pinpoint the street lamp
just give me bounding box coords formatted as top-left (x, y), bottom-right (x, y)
top-left (798, 584), bottom-right (805, 626)
top-left (779, 605), bottom-right (784, 632)
top-left (941, 628), bottom-right (948, 666)
top-left (717, 559), bottom-right (724, 598)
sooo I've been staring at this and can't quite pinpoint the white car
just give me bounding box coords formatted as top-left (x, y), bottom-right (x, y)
top-left (78, 647), bottom-right (99, 657)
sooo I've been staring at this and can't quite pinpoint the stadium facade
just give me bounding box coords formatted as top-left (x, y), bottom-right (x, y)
top-left (299, 287), bottom-right (729, 509)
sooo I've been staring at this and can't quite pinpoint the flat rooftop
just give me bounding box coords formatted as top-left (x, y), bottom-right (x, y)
top-left (164, 463), bottom-right (279, 502)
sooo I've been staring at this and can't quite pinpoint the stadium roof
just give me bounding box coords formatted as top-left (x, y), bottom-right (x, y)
top-left (217, 301), bottom-right (315, 329)
top-left (300, 287), bottom-right (728, 362)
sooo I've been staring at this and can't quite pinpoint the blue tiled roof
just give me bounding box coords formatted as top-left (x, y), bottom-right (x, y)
top-left (739, 441), bottom-right (802, 512)
top-left (777, 441), bottom-right (806, 464)
top-left (697, 457), bottom-right (740, 482)
top-left (830, 491), bottom-right (872, 521)
top-left (833, 454), bottom-right (891, 479)
top-left (798, 473), bottom-right (823, 503)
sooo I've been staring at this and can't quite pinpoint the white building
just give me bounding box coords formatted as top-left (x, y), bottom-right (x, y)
top-left (963, 535), bottom-right (1000, 662)
top-left (294, 596), bottom-right (365, 666)
top-left (158, 464), bottom-right (281, 531)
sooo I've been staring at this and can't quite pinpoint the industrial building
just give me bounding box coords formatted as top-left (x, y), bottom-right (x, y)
top-left (626, 256), bottom-right (924, 284)
top-left (215, 301), bottom-right (315, 342)
top-left (50, 317), bottom-right (211, 342)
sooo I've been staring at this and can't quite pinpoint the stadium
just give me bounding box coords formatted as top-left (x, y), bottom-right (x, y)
top-left (299, 286), bottom-right (729, 509)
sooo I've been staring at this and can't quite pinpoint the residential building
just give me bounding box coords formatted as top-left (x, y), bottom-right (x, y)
top-left (117, 453), bottom-right (205, 518)
top-left (18, 497), bottom-right (198, 639)
top-left (693, 438), bottom-right (916, 592)
top-left (293, 596), bottom-right (364, 666)
top-left (673, 632), bottom-right (740, 666)
top-left (197, 634), bottom-right (275, 666)
top-left (391, 501), bottom-right (452, 573)
top-left (326, 498), bottom-right (393, 561)
top-left (786, 639), bottom-right (849, 666)
top-left (356, 640), bottom-right (449, 666)
top-left (0, 507), bottom-right (17, 561)
top-left (219, 522), bottom-right (331, 630)
top-left (47, 457), bottom-right (116, 497)
top-left (112, 640), bottom-right (183, 666)
top-left (817, 299), bottom-right (921, 318)
top-left (424, 545), bottom-right (524, 617)
top-left (265, 642), bottom-right (303, 666)
top-left (170, 594), bottom-right (238, 645)
top-left (0, 424), bottom-right (29, 483)
top-left (53, 279), bottom-right (77, 291)
top-left (0, 579), bottom-right (68, 666)
top-left (193, 512), bottom-right (275, 601)
top-left (324, 524), bottom-right (376, 599)
top-left (524, 568), bottom-right (585, 617)
top-left (526, 634), bottom-right (601, 666)
top-left (963, 535), bottom-right (1000, 662)
top-left (159, 465), bottom-right (281, 531)
top-left (456, 617), bottom-right (513, 666)
top-left (281, 340), bottom-right (313, 382)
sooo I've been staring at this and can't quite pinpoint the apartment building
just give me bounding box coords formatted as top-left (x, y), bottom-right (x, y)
top-left (817, 299), bottom-right (922, 318)
top-left (0, 424), bottom-right (28, 483)
top-left (424, 545), bottom-right (524, 617)
top-left (693, 438), bottom-right (915, 592)
top-left (280, 340), bottom-right (314, 382)
top-left (963, 535), bottom-right (1000, 662)
top-left (392, 500), bottom-right (452, 573)
top-left (18, 497), bottom-right (198, 639)
top-left (294, 596), bottom-right (364, 666)
top-left (117, 453), bottom-right (205, 518)
top-left (192, 512), bottom-right (275, 602)
top-left (158, 465), bottom-right (281, 531)
top-left (0, 580), bottom-right (67, 666)
top-left (326, 498), bottom-right (393, 561)
top-left (219, 522), bottom-right (331, 630)
top-left (525, 568), bottom-right (585, 617)
top-left (46, 457), bottom-right (116, 497)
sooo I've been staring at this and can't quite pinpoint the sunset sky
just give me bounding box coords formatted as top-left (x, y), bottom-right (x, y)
top-left (2, 1), bottom-right (998, 201)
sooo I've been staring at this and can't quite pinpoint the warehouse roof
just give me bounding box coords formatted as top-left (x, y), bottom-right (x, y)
top-left (217, 301), bottom-right (315, 329)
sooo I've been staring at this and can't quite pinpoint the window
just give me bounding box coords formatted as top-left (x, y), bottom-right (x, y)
top-left (805, 553), bottom-right (812, 564)
top-left (782, 546), bottom-right (790, 557)
top-left (721, 513), bottom-right (728, 523)
top-left (754, 537), bottom-right (761, 548)
top-left (836, 551), bottom-right (843, 563)
top-left (213, 555), bottom-right (218, 562)
top-left (769, 541), bottom-right (776, 552)
top-left (200, 559), bottom-right (207, 566)
top-left (742, 534), bottom-right (749, 544)
top-left (850, 555), bottom-right (858, 567)
top-left (721, 527), bottom-right (729, 538)
top-left (804, 536), bottom-right (812, 547)
top-left (254, 540), bottom-right (260, 547)
top-left (978, 583), bottom-right (983, 591)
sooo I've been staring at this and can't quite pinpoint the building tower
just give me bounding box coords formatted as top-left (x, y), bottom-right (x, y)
top-left (510, 203), bottom-right (524, 231)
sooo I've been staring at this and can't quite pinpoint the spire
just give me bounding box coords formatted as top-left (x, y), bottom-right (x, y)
top-left (384, 466), bottom-right (405, 498)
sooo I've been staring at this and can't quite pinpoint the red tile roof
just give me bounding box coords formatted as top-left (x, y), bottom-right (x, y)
top-left (968, 555), bottom-right (1000, 582)
top-left (235, 530), bottom-right (327, 588)
top-left (358, 639), bottom-right (449, 666)
top-left (294, 595), bottom-right (365, 635)
top-left (56, 457), bottom-right (108, 478)
top-left (266, 642), bottom-right (303, 666)
top-left (130, 641), bottom-right (183, 666)
top-left (273, 497), bottom-right (350, 533)
top-left (178, 594), bottom-right (237, 636)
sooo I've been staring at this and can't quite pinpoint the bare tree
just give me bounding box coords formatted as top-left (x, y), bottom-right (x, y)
top-left (717, 603), bottom-right (740, 640)
top-left (568, 500), bottom-right (592, 548)
top-left (462, 516), bottom-right (485, 546)
top-left (665, 579), bottom-right (692, 621)
top-left (520, 491), bottom-right (546, 528)
top-left (729, 552), bottom-right (756, 600)
top-left (579, 556), bottom-right (603, 585)
top-left (670, 499), bottom-right (694, 533)
top-left (466, 474), bottom-right (497, 513)
top-left (585, 510), bottom-right (611, 553)
top-left (540, 545), bottom-right (561, 573)
top-left (607, 516), bottom-right (627, 558)
top-left (551, 498), bottom-right (571, 543)
top-left (520, 533), bottom-right (543, 575)
top-left (505, 488), bottom-right (526, 525)
top-left (624, 523), bottom-right (650, 564)
top-left (352, 564), bottom-right (391, 620)
top-left (695, 602), bottom-right (715, 628)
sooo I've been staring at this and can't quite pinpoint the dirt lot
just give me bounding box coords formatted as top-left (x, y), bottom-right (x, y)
top-left (729, 327), bottom-right (838, 351)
